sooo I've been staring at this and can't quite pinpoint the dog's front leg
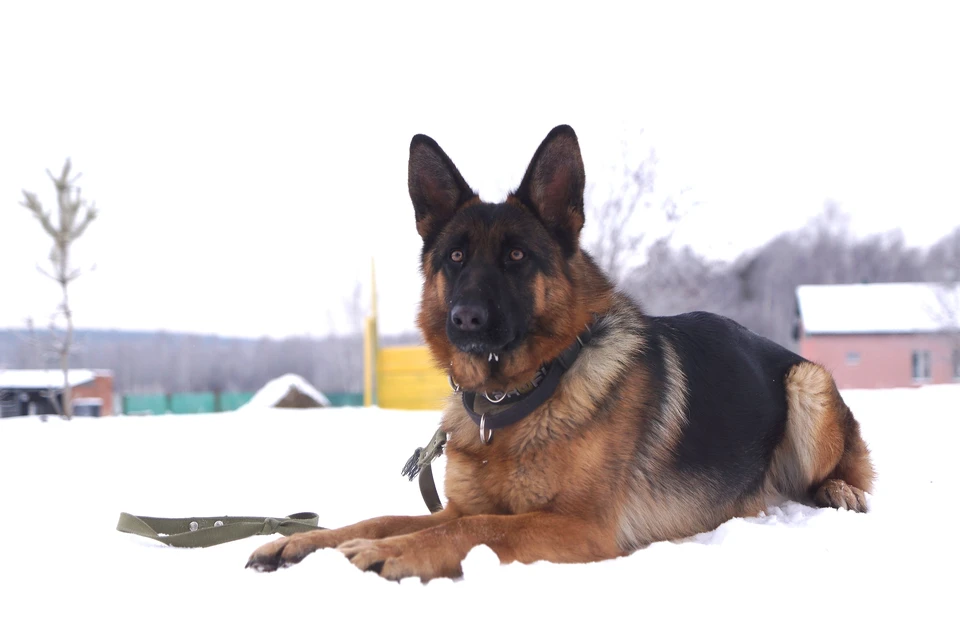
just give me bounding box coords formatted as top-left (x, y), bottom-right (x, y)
top-left (246, 505), bottom-right (460, 572)
top-left (339, 511), bottom-right (623, 582)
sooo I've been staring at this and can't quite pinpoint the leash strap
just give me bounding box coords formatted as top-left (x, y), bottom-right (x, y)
top-left (116, 511), bottom-right (325, 548)
top-left (401, 426), bottom-right (447, 513)
top-left (418, 463), bottom-right (444, 513)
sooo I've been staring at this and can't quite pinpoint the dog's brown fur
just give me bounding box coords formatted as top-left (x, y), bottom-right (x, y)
top-left (247, 126), bottom-right (875, 581)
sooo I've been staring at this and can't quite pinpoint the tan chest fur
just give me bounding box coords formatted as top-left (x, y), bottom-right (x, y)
top-left (444, 430), bottom-right (560, 514)
top-left (435, 301), bottom-right (648, 521)
top-left (439, 392), bottom-right (619, 518)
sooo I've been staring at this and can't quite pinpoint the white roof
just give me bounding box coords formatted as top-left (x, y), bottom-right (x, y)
top-left (0, 369), bottom-right (98, 390)
top-left (240, 373), bottom-right (331, 409)
top-left (797, 282), bottom-right (960, 335)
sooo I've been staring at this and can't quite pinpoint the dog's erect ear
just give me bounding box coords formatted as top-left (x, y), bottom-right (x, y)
top-left (512, 125), bottom-right (586, 255)
top-left (408, 134), bottom-right (477, 242)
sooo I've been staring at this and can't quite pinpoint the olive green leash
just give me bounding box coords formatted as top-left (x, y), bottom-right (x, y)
top-left (115, 512), bottom-right (325, 548)
top-left (118, 428), bottom-right (448, 548)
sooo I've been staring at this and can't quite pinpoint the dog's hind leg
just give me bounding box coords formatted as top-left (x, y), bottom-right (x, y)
top-left (772, 362), bottom-right (876, 513)
top-left (812, 413), bottom-right (874, 512)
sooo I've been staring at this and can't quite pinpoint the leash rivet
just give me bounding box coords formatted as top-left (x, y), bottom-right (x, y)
top-left (189, 521), bottom-right (199, 532)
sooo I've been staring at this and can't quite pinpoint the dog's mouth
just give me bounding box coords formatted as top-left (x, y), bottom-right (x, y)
top-left (452, 333), bottom-right (524, 360)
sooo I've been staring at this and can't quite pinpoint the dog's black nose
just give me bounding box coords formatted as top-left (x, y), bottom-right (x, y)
top-left (450, 304), bottom-right (488, 332)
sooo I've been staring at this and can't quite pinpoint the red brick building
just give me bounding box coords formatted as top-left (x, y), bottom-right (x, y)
top-left (0, 369), bottom-right (114, 418)
top-left (796, 283), bottom-right (960, 389)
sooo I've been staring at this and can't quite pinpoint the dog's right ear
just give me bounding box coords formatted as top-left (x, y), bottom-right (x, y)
top-left (408, 134), bottom-right (476, 243)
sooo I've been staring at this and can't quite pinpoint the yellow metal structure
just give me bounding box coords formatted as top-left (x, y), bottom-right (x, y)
top-left (364, 257), bottom-right (449, 410)
top-left (363, 316), bottom-right (376, 407)
top-left (376, 345), bottom-right (450, 410)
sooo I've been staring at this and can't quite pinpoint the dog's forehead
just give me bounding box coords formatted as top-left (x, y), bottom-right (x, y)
top-left (444, 201), bottom-right (535, 243)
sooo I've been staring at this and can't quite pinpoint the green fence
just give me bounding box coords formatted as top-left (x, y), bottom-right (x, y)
top-left (122, 394), bottom-right (169, 416)
top-left (169, 393), bottom-right (216, 414)
top-left (122, 391), bottom-right (254, 415)
top-left (324, 392), bottom-right (363, 407)
top-left (121, 391), bottom-right (360, 415)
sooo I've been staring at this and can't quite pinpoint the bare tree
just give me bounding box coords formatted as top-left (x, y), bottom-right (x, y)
top-left (20, 159), bottom-right (98, 419)
top-left (931, 283), bottom-right (959, 332)
top-left (584, 149), bottom-right (684, 283)
top-left (920, 227), bottom-right (960, 376)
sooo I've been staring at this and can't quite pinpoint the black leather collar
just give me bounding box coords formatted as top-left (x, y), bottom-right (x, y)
top-left (459, 319), bottom-right (598, 443)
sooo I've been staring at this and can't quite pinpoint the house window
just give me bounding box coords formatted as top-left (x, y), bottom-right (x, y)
top-left (912, 350), bottom-right (932, 382)
top-left (846, 352), bottom-right (860, 366)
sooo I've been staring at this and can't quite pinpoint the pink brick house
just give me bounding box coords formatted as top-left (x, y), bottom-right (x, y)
top-left (796, 283), bottom-right (960, 389)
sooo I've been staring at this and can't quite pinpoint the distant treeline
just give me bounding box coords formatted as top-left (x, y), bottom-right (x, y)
top-left (0, 328), bottom-right (420, 395)
top-left (623, 214), bottom-right (959, 347)
top-left (2, 215), bottom-right (957, 395)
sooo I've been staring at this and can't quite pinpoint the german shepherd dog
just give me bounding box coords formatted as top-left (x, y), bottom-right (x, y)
top-left (247, 125), bottom-right (875, 581)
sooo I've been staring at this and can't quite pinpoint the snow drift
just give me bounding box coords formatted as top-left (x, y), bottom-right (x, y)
top-left (241, 373), bottom-right (331, 409)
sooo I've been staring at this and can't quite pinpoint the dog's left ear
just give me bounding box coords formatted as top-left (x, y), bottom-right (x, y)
top-left (512, 125), bottom-right (586, 255)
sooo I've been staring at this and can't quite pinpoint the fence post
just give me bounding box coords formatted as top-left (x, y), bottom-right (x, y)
top-left (364, 257), bottom-right (379, 407)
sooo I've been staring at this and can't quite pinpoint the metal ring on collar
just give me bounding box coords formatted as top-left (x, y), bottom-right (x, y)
top-left (448, 374), bottom-right (461, 392)
top-left (479, 414), bottom-right (493, 444)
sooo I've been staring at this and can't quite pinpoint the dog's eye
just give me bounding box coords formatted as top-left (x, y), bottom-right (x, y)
top-left (509, 249), bottom-right (525, 261)
top-left (450, 249), bottom-right (464, 263)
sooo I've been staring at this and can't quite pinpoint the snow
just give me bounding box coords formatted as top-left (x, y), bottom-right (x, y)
top-left (797, 282), bottom-right (960, 334)
top-left (0, 368), bottom-right (99, 389)
top-left (2, 386), bottom-right (958, 639)
top-left (240, 373), bottom-right (331, 409)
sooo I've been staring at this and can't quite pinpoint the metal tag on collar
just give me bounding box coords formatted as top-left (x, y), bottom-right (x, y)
top-left (479, 414), bottom-right (493, 444)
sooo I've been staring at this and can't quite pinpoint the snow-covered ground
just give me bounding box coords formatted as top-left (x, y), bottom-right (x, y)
top-left (2, 386), bottom-right (957, 640)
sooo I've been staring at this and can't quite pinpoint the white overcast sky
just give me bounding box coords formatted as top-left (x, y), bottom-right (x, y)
top-left (1, 1), bottom-right (958, 338)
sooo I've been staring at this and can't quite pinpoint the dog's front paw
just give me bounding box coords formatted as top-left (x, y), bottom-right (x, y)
top-left (337, 538), bottom-right (400, 576)
top-left (246, 531), bottom-right (330, 572)
top-left (337, 536), bottom-right (463, 582)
